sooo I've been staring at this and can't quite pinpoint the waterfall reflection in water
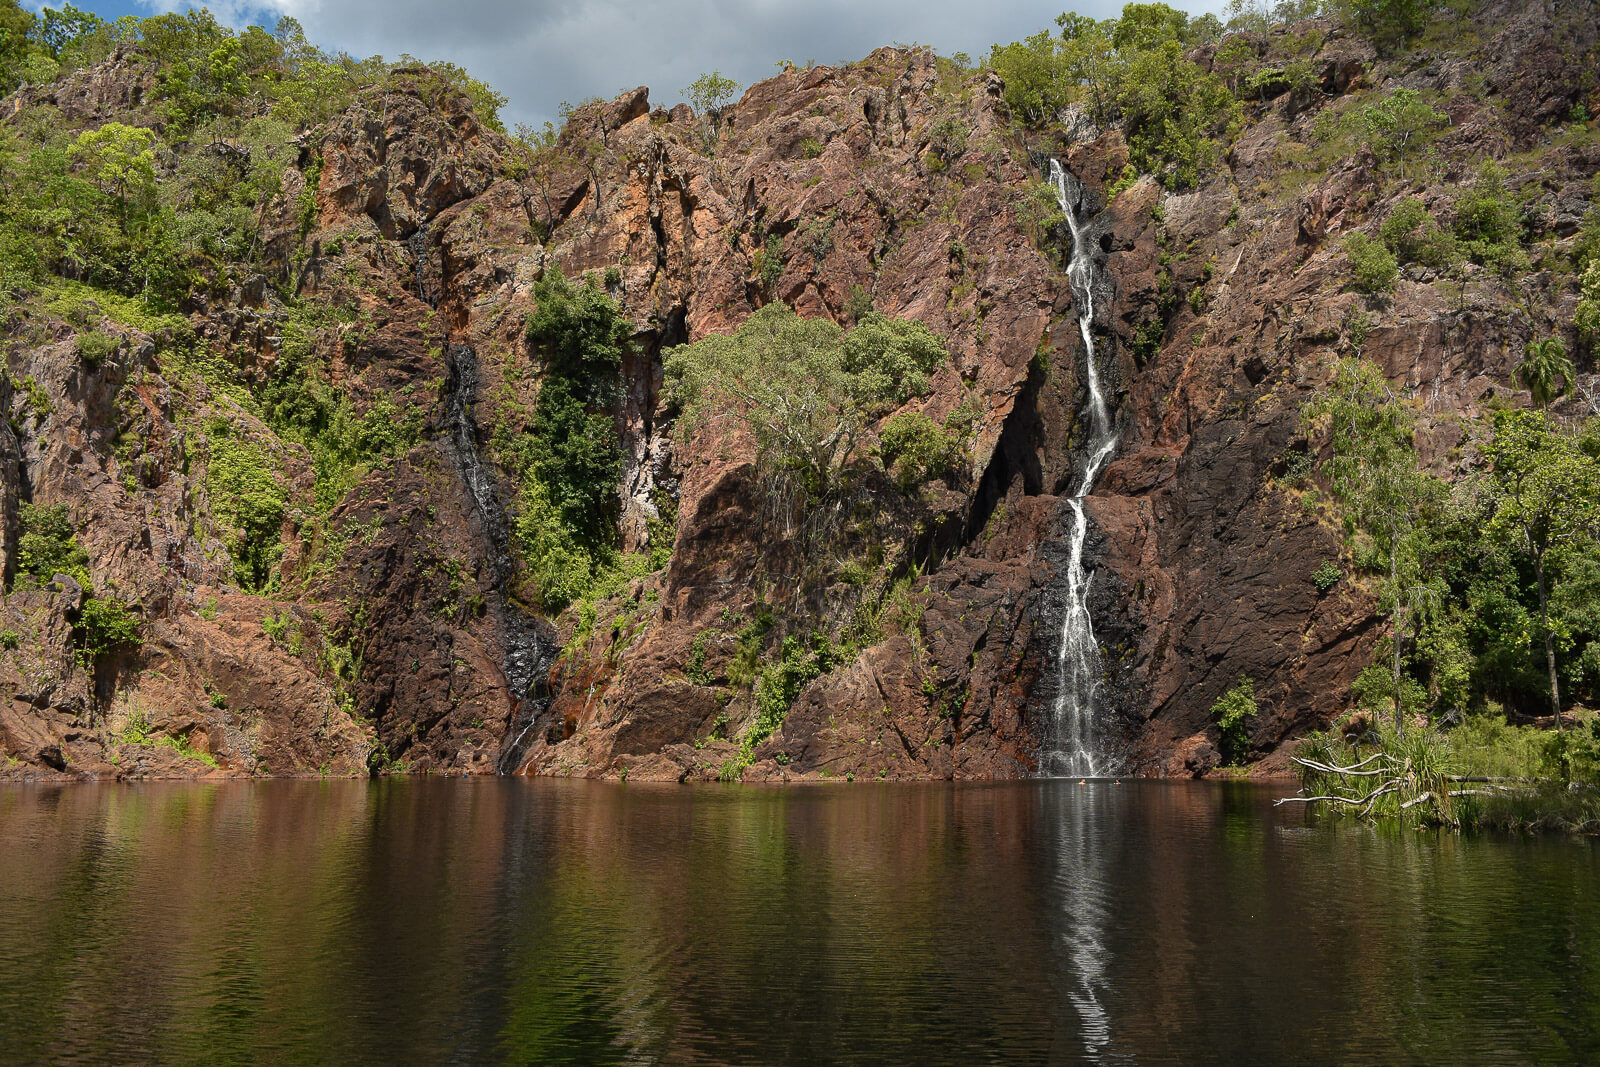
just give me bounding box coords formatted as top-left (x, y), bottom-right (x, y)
top-left (3, 779), bottom-right (1600, 1065)
top-left (1044, 783), bottom-right (1120, 1062)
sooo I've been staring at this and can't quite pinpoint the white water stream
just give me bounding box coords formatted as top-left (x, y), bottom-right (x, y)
top-left (1043, 159), bottom-right (1120, 779)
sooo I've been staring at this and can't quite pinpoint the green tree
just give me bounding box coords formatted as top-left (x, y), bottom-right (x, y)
top-left (1354, 88), bottom-right (1448, 179)
top-left (0, 0), bottom-right (38, 92)
top-left (511, 267), bottom-right (631, 606)
top-left (1345, 0), bottom-right (1440, 53)
top-left (1304, 358), bottom-right (1446, 730)
top-left (685, 71), bottom-right (739, 132)
top-left (1211, 677), bottom-right (1258, 765)
top-left (665, 303), bottom-right (949, 507)
top-left (67, 123), bottom-right (157, 227)
top-left (1486, 409), bottom-right (1600, 727)
top-left (1451, 161), bottom-right (1527, 276)
top-left (76, 596), bottom-right (141, 667)
top-left (1344, 231), bottom-right (1397, 293)
top-left (988, 4), bottom-right (1238, 188)
top-left (14, 502), bottom-right (90, 586)
top-left (1517, 337), bottom-right (1575, 408)
top-left (1575, 261), bottom-right (1600, 349)
top-left (1379, 196), bottom-right (1455, 268)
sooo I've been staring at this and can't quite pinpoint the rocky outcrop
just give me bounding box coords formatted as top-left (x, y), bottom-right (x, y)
top-left (3, 2), bottom-right (1597, 780)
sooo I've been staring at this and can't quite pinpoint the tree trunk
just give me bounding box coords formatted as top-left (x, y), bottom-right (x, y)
top-left (1390, 548), bottom-right (1404, 734)
top-left (1534, 549), bottom-right (1562, 731)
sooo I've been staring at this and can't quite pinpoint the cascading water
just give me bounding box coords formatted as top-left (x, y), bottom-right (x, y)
top-left (440, 342), bottom-right (556, 773)
top-left (1043, 159), bottom-right (1120, 779)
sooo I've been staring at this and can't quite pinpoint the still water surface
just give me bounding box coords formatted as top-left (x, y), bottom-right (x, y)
top-left (1, 778), bottom-right (1597, 1064)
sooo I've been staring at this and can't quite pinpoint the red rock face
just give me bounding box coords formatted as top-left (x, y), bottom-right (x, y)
top-left (2, 4), bottom-right (1595, 781)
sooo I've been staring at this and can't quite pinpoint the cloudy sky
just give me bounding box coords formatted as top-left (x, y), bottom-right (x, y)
top-left (32, 0), bottom-right (1224, 128)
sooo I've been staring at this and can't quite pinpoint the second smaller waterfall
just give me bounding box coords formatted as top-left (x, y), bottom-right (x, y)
top-left (1043, 160), bottom-right (1120, 779)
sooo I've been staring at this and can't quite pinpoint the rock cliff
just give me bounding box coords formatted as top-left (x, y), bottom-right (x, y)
top-left (2, 0), bottom-right (1596, 780)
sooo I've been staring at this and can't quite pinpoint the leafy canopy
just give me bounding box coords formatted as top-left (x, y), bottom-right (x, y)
top-left (664, 303), bottom-right (949, 500)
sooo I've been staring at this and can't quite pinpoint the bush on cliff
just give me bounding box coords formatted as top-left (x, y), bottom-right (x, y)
top-left (663, 303), bottom-right (950, 514)
top-left (988, 3), bottom-right (1239, 189)
top-left (1344, 232), bottom-right (1398, 293)
top-left (12, 503), bottom-right (90, 589)
top-left (1212, 677), bottom-right (1258, 765)
top-left (512, 268), bottom-right (631, 612)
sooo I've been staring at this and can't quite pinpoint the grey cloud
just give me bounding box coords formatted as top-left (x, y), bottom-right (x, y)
top-left (165, 0), bottom-right (1145, 127)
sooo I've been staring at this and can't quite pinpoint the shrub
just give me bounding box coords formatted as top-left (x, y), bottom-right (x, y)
top-left (1576, 261), bottom-right (1600, 348)
top-left (1344, 231), bottom-right (1397, 293)
top-left (1212, 677), bottom-right (1258, 765)
top-left (798, 137), bottom-right (823, 159)
top-left (1352, 88), bottom-right (1447, 176)
top-left (1379, 196), bottom-right (1455, 268)
top-left (204, 418), bottom-right (288, 592)
top-left (664, 303), bottom-right (949, 505)
top-left (1517, 337), bottom-right (1574, 407)
top-left (15, 502), bottom-right (89, 586)
top-left (0, 629), bottom-right (20, 650)
top-left (1451, 162), bottom-right (1527, 276)
top-left (1312, 559), bottom-right (1342, 593)
top-left (844, 283), bottom-right (874, 322)
top-left (879, 410), bottom-right (960, 492)
top-left (684, 71), bottom-right (739, 129)
top-left (756, 234), bottom-right (784, 289)
top-left (77, 596), bottom-right (141, 665)
top-left (77, 330), bottom-right (120, 368)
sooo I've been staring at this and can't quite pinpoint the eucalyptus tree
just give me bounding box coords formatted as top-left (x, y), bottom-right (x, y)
top-left (1485, 409), bottom-right (1600, 728)
top-left (1304, 357), bottom-right (1448, 730)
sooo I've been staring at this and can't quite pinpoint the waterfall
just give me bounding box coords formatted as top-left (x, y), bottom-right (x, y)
top-left (440, 343), bottom-right (556, 774)
top-left (1043, 159), bottom-right (1119, 779)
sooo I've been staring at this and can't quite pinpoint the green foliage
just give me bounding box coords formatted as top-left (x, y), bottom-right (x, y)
top-left (664, 303), bottom-right (950, 505)
top-left (1353, 88), bottom-right (1448, 178)
top-left (422, 59), bottom-right (508, 132)
top-left (1303, 358), bottom-right (1447, 728)
top-left (1518, 338), bottom-right (1574, 408)
top-left (1379, 196), bottom-right (1456, 269)
top-left (204, 417), bottom-right (288, 592)
top-left (927, 116), bottom-right (967, 170)
top-left (685, 71), bottom-right (739, 129)
top-left (0, 629), bottom-right (19, 651)
top-left (0, 117), bottom-right (184, 301)
top-left (258, 300), bottom-right (421, 514)
top-left (1486, 409), bottom-right (1600, 718)
top-left (840, 312), bottom-right (949, 415)
top-left (1211, 677), bottom-right (1258, 765)
top-left (1294, 712), bottom-right (1600, 832)
top-left (76, 595), bottom-right (141, 665)
top-left (1450, 161), bottom-right (1527, 276)
top-left (522, 267), bottom-right (629, 545)
top-left (513, 475), bottom-right (596, 614)
top-left (686, 630), bottom-right (714, 686)
top-left (879, 409), bottom-right (963, 492)
top-left (1344, 0), bottom-right (1443, 53)
top-left (1344, 231), bottom-right (1397, 293)
top-left (14, 502), bottom-right (89, 587)
top-left (755, 233), bottom-right (785, 289)
top-left (526, 266), bottom-right (630, 395)
top-left (1575, 261), bottom-right (1600, 348)
top-left (987, 3), bottom-right (1239, 188)
top-left (844, 284), bottom-right (874, 323)
top-left (0, 1), bottom-right (103, 92)
top-left (1312, 559), bottom-right (1342, 593)
top-left (508, 268), bottom-right (632, 611)
top-left (76, 329), bottom-right (120, 368)
top-left (799, 137), bottom-right (824, 159)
